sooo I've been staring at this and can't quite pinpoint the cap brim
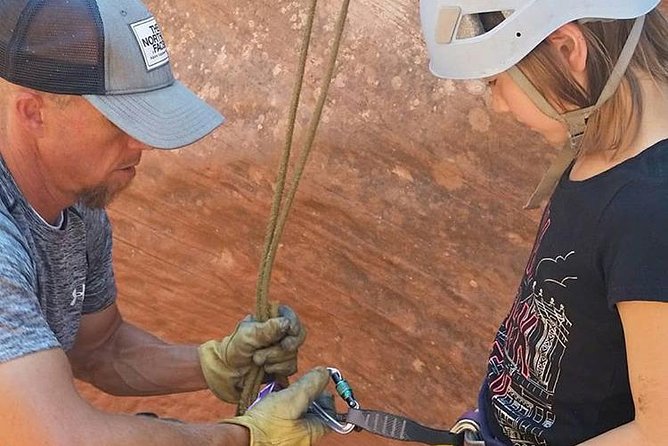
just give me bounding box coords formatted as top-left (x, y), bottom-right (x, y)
top-left (84, 81), bottom-right (224, 150)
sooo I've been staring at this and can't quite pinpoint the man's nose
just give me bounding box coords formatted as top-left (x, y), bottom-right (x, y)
top-left (128, 136), bottom-right (154, 152)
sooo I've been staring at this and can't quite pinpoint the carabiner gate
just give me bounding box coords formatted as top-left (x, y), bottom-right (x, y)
top-left (309, 367), bottom-right (360, 434)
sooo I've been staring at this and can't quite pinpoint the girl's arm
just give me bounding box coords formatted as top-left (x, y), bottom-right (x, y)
top-left (578, 301), bottom-right (668, 445)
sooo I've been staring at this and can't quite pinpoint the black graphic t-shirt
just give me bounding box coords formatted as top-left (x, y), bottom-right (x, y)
top-left (479, 139), bottom-right (668, 445)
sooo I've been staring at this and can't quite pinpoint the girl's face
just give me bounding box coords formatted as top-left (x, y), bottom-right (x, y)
top-left (487, 72), bottom-right (569, 147)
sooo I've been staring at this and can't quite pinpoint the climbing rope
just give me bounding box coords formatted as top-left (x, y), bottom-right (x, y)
top-left (236, 0), bottom-right (352, 415)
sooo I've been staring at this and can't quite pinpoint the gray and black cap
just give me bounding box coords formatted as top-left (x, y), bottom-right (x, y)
top-left (0, 0), bottom-right (224, 149)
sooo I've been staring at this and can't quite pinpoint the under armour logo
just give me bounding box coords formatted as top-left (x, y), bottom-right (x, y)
top-left (70, 284), bottom-right (86, 306)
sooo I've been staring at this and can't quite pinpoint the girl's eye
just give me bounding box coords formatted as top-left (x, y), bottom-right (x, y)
top-left (487, 78), bottom-right (498, 87)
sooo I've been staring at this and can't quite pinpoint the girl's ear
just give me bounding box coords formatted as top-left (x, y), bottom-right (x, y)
top-left (547, 22), bottom-right (588, 76)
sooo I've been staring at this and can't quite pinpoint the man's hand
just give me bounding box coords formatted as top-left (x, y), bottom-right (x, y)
top-left (198, 305), bottom-right (306, 403)
top-left (222, 367), bottom-right (332, 446)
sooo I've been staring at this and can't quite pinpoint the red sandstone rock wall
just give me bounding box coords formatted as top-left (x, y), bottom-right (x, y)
top-left (77, 2), bottom-right (668, 444)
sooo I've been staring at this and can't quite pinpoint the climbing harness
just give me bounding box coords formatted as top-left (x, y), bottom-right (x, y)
top-left (235, 0), bottom-right (351, 415)
top-left (251, 367), bottom-right (484, 445)
top-left (307, 367), bottom-right (472, 445)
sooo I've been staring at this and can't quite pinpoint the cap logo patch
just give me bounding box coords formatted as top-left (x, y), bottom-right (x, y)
top-left (130, 16), bottom-right (169, 71)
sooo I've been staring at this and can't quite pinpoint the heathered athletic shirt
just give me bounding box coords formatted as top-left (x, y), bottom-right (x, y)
top-left (0, 156), bottom-right (116, 363)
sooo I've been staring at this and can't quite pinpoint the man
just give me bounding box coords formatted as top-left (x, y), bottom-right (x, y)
top-left (0, 0), bottom-right (330, 444)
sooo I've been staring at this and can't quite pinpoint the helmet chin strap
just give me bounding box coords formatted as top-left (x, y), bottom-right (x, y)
top-left (506, 15), bottom-right (646, 209)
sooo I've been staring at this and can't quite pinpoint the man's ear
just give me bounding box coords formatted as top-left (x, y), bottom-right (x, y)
top-left (547, 22), bottom-right (588, 76)
top-left (12, 89), bottom-right (46, 136)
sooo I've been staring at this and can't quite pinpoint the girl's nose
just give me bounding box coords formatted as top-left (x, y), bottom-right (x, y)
top-left (490, 87), bottom-right (510, 114)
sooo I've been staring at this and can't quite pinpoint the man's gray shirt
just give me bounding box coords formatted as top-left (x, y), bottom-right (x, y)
top-left (0, 157), bottom-right (116, 363)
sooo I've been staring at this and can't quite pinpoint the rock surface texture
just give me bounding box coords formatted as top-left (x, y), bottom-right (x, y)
top-left (77, 1), bottom-right (668, 444)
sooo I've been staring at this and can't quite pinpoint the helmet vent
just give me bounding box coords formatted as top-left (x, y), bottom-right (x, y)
top-left (478, 11), bottom-right (513, 33)
top-left (455, 11), bottom-right (515, 40)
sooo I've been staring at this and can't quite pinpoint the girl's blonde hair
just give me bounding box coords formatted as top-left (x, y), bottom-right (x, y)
top-left (518, 8), bottom-right (668, 155)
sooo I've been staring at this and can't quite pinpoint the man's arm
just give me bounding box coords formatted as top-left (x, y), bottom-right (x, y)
top-left (0, 348), bottom-right (248, 446)
top-left (578, 301), bottom-right (668, 445)
top-left (69, 301), bottom-right (306, 403)
top-left (68, 303), bottom-right (208, 396)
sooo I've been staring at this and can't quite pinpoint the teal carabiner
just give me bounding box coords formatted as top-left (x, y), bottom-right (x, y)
top-left (309, 367), bottom-right (360, 434)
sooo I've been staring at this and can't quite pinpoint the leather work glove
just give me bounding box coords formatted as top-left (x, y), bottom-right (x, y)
top-left (198, 305), bottom-right (306, 403)
top-left (222, 367), bottom-right (332, 446)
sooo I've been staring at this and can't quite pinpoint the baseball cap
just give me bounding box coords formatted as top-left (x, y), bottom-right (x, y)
top-left (0, 0), bottom-right (224, 149)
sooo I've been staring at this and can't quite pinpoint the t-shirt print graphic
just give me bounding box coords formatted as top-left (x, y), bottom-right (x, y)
top-left (487, 209), bottom-right (574, 445)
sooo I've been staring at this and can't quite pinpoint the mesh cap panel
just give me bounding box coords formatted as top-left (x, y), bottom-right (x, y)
top-left (0, 0), bottom-right (224, 149)
top-left (0, 0), bottom-right (105, 94)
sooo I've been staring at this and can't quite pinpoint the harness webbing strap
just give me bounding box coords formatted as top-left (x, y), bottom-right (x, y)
top-left (346, 408), bottom-right (464, 445)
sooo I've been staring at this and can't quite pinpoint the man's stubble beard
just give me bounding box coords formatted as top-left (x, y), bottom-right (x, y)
top-left (77, 181), bottom-right (131, 209)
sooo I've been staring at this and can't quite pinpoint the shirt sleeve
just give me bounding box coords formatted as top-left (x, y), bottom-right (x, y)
top-left (80, 208), bottom-right (117, 314)
top-left (599, 180), bottom-right (668, 307)
top-left (0, 209), bottom-right (60, 363)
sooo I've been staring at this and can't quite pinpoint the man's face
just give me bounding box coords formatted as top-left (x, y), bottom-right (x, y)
top-left (39, 95), bottom-right (152, 208)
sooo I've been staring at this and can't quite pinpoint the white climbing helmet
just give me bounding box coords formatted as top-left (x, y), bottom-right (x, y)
top-left (420, 0), bottom-right (661, 80)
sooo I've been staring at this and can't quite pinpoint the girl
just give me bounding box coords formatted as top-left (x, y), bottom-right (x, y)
top-left (420, 1), bottom-right (668, 445)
